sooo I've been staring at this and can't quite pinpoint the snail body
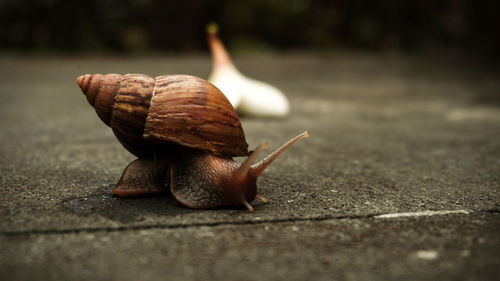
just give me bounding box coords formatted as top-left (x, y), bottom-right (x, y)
top-left (77, 73), bottom-right (308, 211)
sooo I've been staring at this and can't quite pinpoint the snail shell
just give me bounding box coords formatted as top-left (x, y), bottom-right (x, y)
top-left (77, 73), bottom-right (249, 158)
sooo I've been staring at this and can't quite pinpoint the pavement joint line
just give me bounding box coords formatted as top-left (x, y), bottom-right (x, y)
top-left (373, 209), bottom-right (471, 218)
top-left (1, 209), bottom-right (497, 237)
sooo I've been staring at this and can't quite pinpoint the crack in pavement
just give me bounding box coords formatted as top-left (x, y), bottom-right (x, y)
top-left (1, 209), bottom-right (498, 237)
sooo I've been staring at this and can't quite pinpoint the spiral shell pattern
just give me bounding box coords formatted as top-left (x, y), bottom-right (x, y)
top-left (77, 73), bottom-right (249, 158)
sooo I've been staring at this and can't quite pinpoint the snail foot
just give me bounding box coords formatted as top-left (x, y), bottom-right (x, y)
top-left (113, 158), bottom-right (170, 197)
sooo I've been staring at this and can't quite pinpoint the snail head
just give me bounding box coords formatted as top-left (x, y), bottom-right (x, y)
top-left (226, 131), bottom-right (310, 211)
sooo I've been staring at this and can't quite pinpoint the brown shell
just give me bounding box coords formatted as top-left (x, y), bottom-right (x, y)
top-left (77, 73), bottom-right (249, 158)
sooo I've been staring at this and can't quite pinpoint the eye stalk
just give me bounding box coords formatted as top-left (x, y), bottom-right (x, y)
top-left (233, 131), bottom-right (311, 212)
top-left (233, 142), bottom-right (269, 184)
top-left (251, 131), bottom-right (310, 177)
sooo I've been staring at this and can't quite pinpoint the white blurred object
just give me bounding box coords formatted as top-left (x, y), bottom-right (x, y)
top-left (207, 23), bottom-right (289, 117)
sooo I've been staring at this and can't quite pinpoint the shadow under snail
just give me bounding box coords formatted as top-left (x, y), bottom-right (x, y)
top-left (76, 73), bottom-right (309, 211)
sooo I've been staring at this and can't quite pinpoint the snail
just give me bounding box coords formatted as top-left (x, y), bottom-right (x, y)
top-left (76, 73), bottom-right (309, 211)
top-left (207, 23), bottom-right (290, 118)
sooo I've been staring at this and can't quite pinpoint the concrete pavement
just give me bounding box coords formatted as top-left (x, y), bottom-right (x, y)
top-left (0, 53), bottom-right (499, 280)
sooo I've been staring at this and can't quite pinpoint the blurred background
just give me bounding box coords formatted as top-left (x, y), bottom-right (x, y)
top-left (1, 0), bottom-right (499, 57)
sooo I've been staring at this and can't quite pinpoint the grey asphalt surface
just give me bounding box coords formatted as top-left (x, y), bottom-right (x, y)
top-left (0, 53), bottom-right (499, 281)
